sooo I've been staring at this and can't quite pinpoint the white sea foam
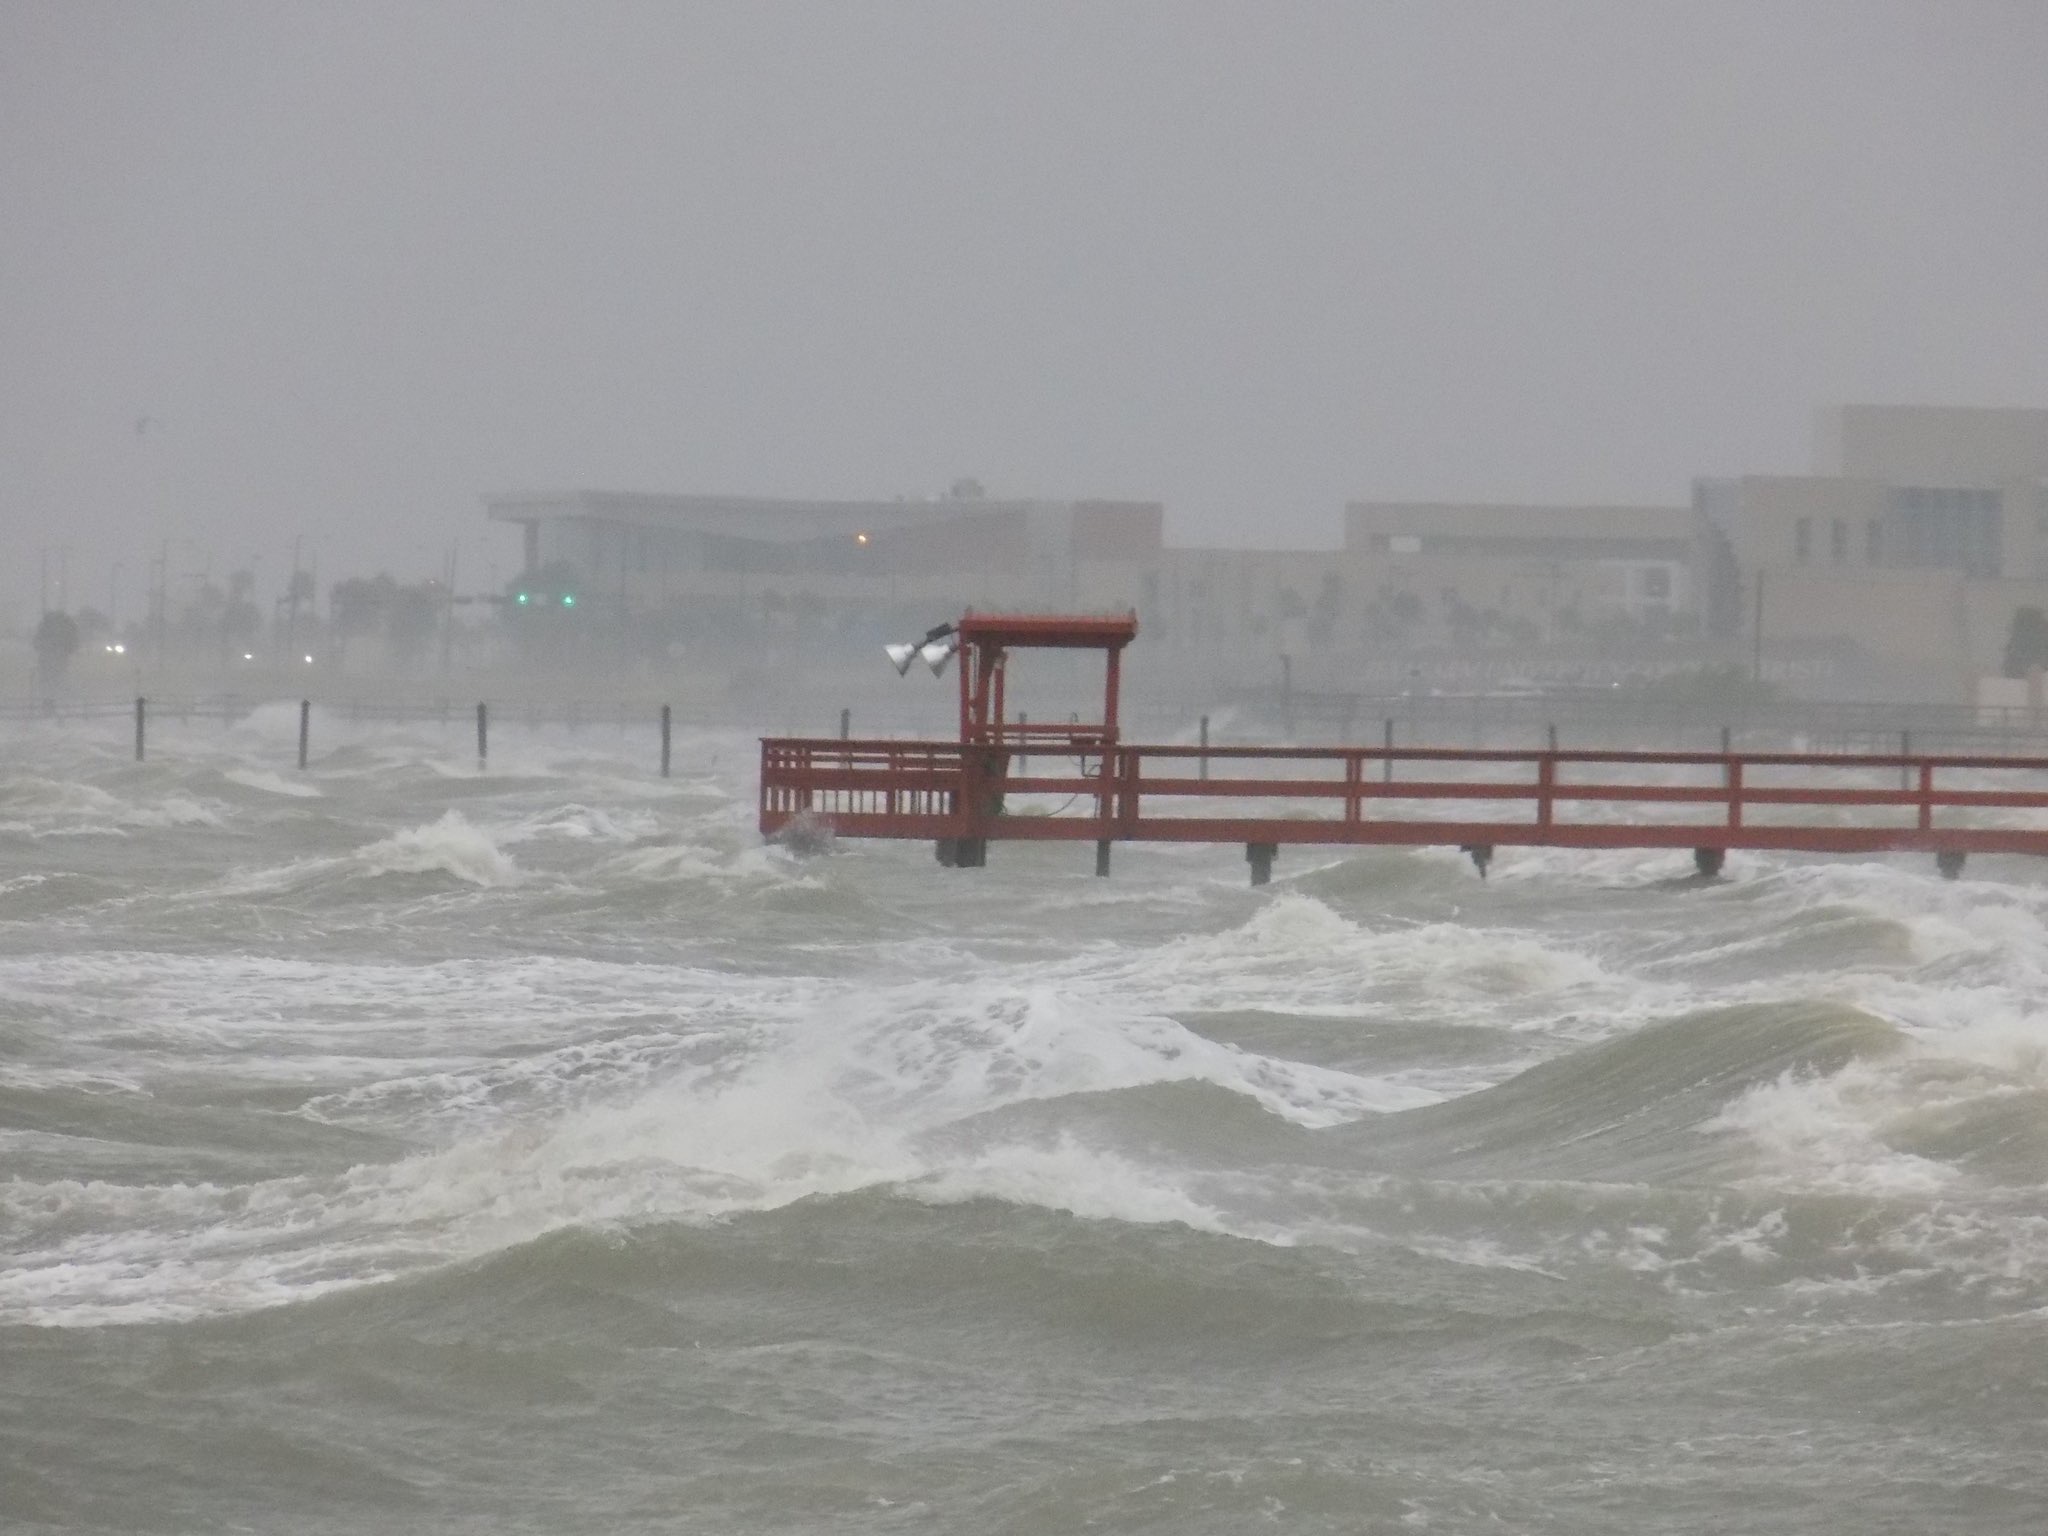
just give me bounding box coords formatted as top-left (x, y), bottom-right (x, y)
top-left (223, 766), bottom-right (322, 798)
top-left (356, 811), bottom-right (518, 886)
top-left (1063, 891), bottom-right (1636, 1029)
top-left (8, 717), bottom-right (2048, 1347)
top-left (0, 776), bottom-right (225, 834)
top-left (0, 964), bottom-right (1441, 1323)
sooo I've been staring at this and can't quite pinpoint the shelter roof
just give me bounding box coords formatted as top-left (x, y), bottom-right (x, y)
top-left (955, 612), bottom-right (1137, 649)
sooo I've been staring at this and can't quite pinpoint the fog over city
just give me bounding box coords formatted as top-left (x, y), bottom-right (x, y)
top-left (18, 12), bottom-right (2048, 1532)
top-left (6, 1), bottom-right (2048, 624)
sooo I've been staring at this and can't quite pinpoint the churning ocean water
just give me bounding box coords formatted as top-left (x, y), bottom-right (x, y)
top-left (3, 703), bottom-right (2047, 1533)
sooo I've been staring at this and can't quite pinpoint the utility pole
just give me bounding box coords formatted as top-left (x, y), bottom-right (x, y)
top-left (1752, 568), bottom-right (1766, 684)
top-left (150, 542), bottom-right (169, 661)
top-left (283, 535), bottom-right (304, 661)
top-left (441, 541), bottom-right (458, 674)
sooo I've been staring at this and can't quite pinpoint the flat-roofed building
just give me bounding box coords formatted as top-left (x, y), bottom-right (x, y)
top-left (1698, 457), bottom-right (2048, 693)
top-left (1817, 404), bottom-right (2048, 486)
top-left (1341, 500), bottom-right (1699, 646)
top-left (483, 488), bottom-right (1163, 642)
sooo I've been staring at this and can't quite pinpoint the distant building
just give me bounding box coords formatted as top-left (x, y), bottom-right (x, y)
top-left (1700, 406), bottom-right (2048, 691)
top-left (483, 489), bottom-right (1163, 641)
top-left (482, 404), bottom-right (2048, 698)
top-left (1341, 501), bottom-right (1698, 647)
top-left (1816, 404), bottom-right (2048, 485)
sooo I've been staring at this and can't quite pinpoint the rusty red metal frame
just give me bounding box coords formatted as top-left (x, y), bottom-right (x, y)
top-left (760, 739), bottom-right (2048, 858)
top-left (764, 613), bottom-right (2048, 873)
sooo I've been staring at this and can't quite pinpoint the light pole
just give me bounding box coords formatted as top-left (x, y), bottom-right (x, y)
top-left (1752, 568), bottom-right (1766, 684)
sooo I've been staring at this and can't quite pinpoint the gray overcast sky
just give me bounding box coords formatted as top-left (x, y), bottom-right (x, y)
top-left (4, 1), bottom-right (2047, 613)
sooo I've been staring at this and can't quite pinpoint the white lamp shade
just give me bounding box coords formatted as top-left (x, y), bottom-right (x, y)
top-left (883, 641), bottom-right (919, 676)
top-left (920, 638), bottom-right (957, 677)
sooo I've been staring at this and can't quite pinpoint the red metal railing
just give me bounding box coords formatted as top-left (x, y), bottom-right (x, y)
top-left (761, 738), bottom-right (2048, 858)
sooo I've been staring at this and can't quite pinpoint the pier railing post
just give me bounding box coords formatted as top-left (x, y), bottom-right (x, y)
top-left (661, 704), bottom-right (672, 778)
top-left (134, 696), bottom-right (146, 762)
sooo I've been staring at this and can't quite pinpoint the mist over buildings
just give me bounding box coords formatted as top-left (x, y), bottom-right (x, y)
top-left (5, 2), bottom-right (2048, 700)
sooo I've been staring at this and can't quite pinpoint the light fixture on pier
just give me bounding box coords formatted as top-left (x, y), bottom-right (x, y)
top-left (918, 635), bottom-right (958, 677)
top-left (884, 622), bottom-right (957, 678)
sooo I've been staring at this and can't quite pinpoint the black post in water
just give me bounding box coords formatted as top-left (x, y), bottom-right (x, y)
top-left (1199, 715), bottom-right (1210, 781)
top-left (659, 704), bottom-right (672, 777)
top-left (1546, 722), bottom-right (1558, 753)
top-left (297, 699), bottom-right (311, 770)
top-left (476, 702), bottom-right (488, 766)
top-left (1017, 713), bottom-right (1027, 773)
top-left (134, 696), bottom-right (146, 762)
top-left (1900, 729), bottom-right (1912, 791)
top-left (1383, 718), bottom-right (1394, 783)
top-left (839, 707), bottom-right (851, 740)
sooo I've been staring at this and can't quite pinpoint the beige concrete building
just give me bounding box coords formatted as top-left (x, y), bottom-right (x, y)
top-left (1340, 501), bottom-right (1697, 647)
top-left (1700, 406), bottom-right (2048, 691)
top-left (480, 404), bottom-right (2048, 698)
top-left (1817, 404), bottom-right (2048, 485)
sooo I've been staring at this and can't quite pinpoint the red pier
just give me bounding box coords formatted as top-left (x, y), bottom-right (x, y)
top-left (759, 613), bottom-right (2048, 882)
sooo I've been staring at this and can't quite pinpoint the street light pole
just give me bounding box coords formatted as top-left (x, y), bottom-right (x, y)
top-left (1751, 568), bottom-right (1766, 684)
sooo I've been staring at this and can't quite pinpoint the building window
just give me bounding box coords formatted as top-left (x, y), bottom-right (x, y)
top-left (1794, 518), bottom-right (1812, 561)
top-left (1830, 519), bottom-right (1847, 564)
top-left (1866, 520), bottom-right (1883, 565)
top-left (1888, 486), bottom-right (2003, 579)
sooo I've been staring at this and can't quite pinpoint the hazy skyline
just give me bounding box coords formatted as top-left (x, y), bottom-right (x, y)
top-left (6, 1), bottom-right (2048, 617)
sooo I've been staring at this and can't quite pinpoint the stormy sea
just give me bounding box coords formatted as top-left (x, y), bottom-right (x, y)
top-left (3, 706), bottom-right (2045, 1533)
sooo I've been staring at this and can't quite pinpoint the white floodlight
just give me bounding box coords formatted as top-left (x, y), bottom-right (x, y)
top-left (884, 622), bottom-right (958, 678)
top-left (920, 637), bottom-right (958, 677)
